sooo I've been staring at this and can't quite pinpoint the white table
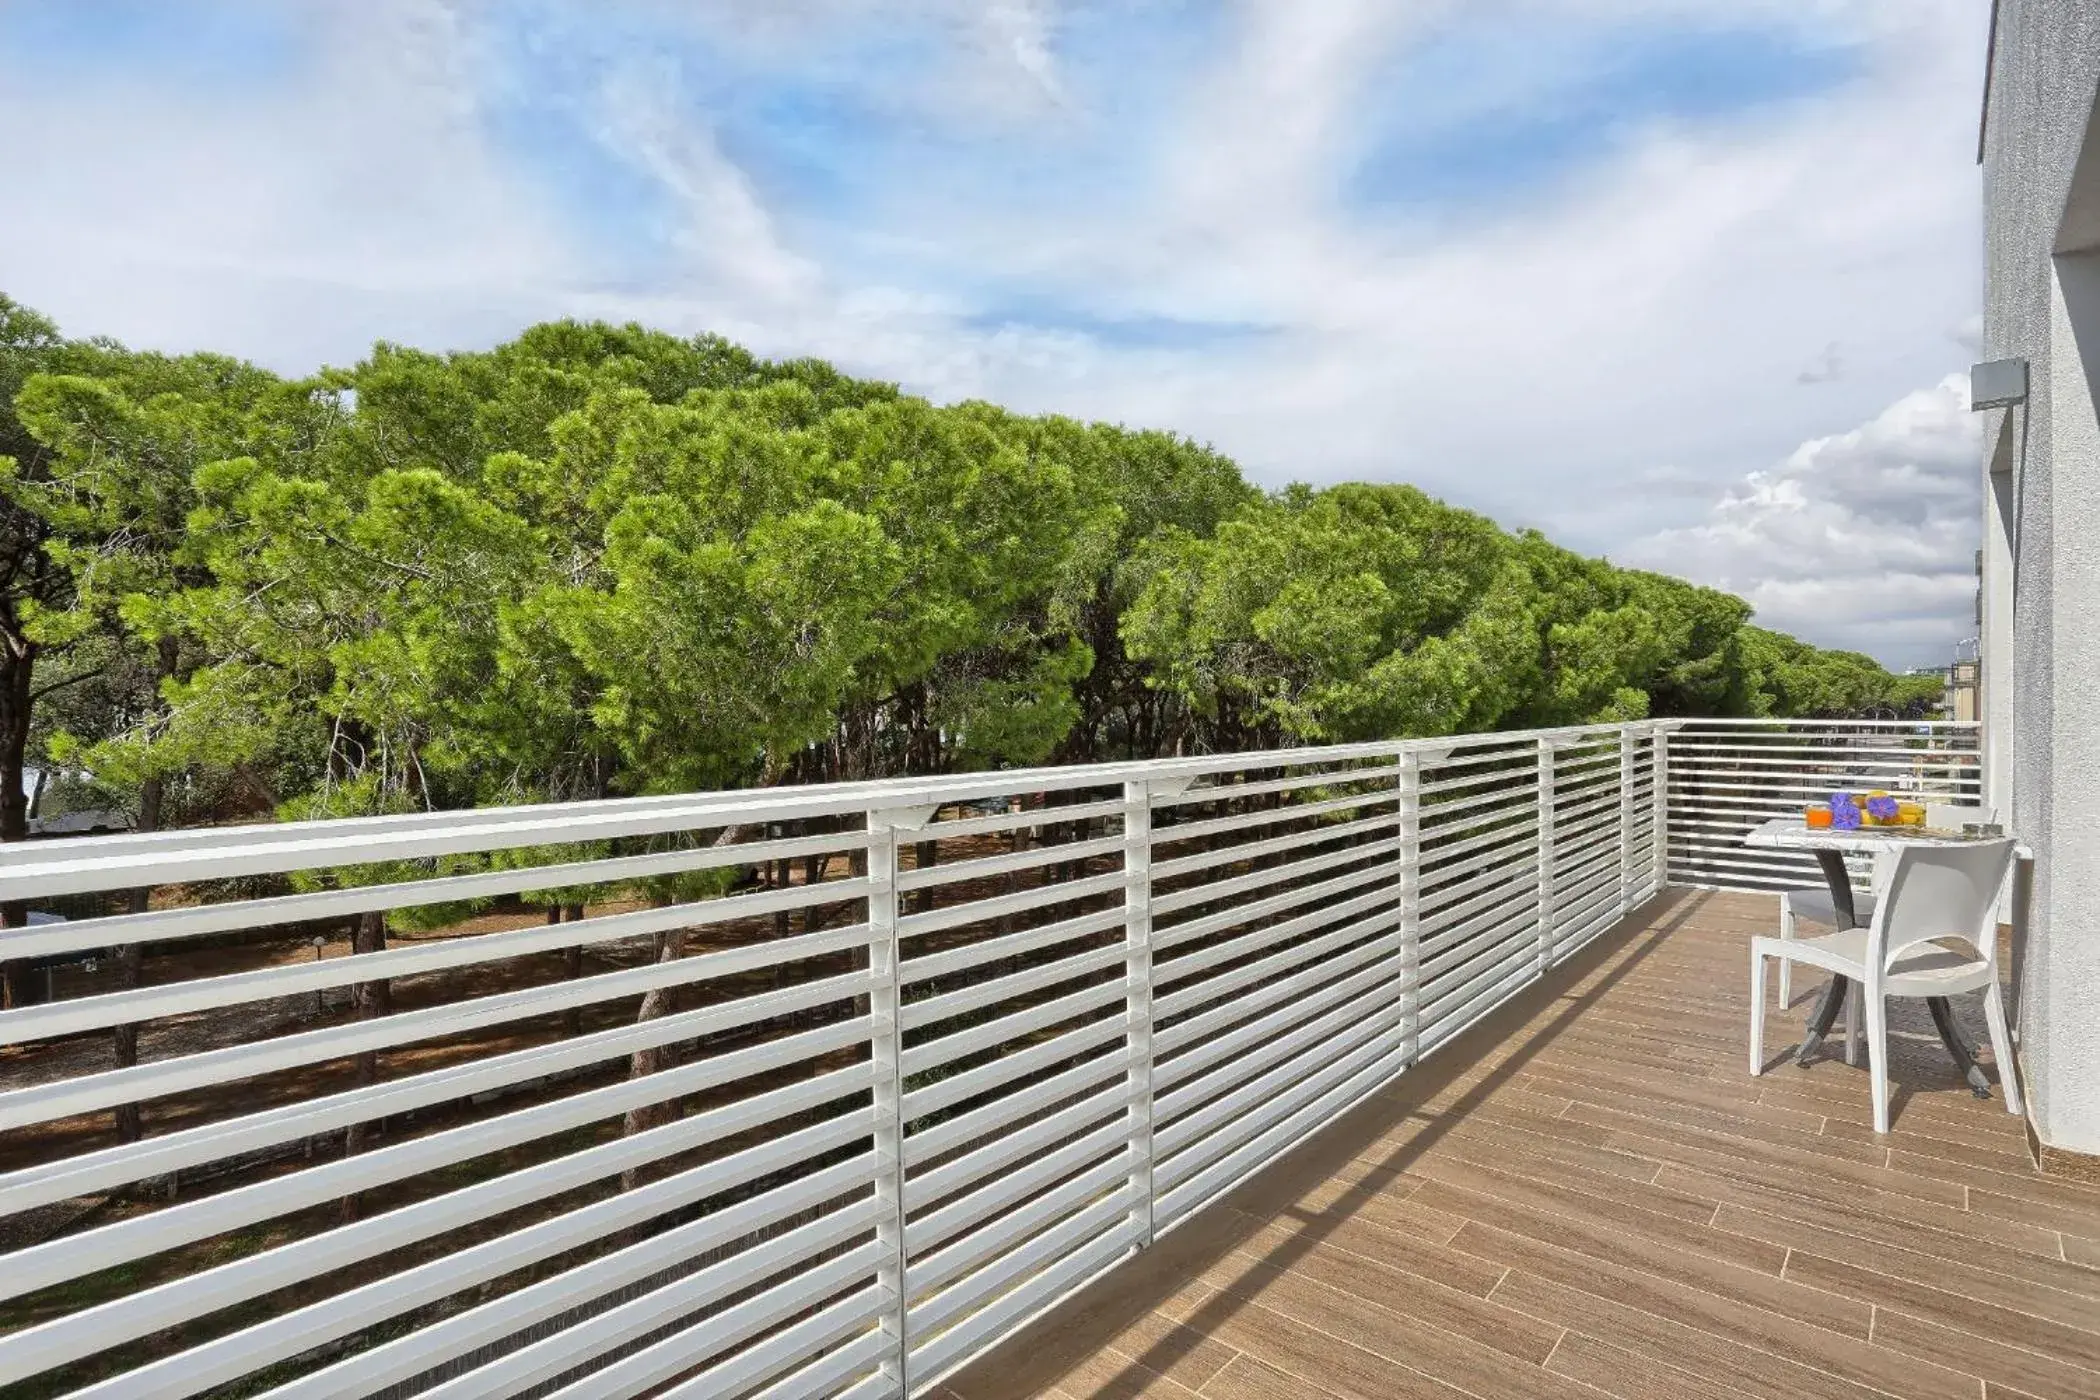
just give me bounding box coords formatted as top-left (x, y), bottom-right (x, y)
top-left (1744, 818), bottom-right (1997, 1096)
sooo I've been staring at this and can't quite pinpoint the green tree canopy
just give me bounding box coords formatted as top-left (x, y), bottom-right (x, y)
top-left (0, 298), bottom-right (1951, 837)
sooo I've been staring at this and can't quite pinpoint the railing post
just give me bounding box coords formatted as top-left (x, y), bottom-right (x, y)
top-left (1397, 750), bottom-right (1422, 1065)
top-left (1121, 779), bottom-right (1155, 1251)
top-left (1651, 725), bottom-right (1671, 894)
top-left (867, 807), bottom-right (910, 1398)
top-left (1617, 726), bottom-right (1637, 916)
top-left (1536, 737), bottom-right (1557, 974)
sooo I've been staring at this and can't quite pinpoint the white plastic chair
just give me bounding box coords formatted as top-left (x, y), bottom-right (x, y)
top-left (1751, 838), bottom-right (2020, 1134)
top-left (1771, 802), bottom-right (1995, 1009)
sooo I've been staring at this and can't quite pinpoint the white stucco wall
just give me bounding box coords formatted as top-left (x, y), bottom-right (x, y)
top-left (1981, 0), bottom-right (2100, 1156)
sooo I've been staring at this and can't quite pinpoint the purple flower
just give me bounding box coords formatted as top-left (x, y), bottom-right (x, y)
top-left (1830, 791), bottom-right (1858, 810)
top-left (1865, 795), bottom-right (1899, 821)
top-left (1831, 804), bottom-right (1863, 830)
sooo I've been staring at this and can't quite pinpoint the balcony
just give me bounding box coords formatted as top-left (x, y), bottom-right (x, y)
top-left (3, 718), bottom-right (2088, 1399)
top-left (940, 887), bottom-right (2097, 1400)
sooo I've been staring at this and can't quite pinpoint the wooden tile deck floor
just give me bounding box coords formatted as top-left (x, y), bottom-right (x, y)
top-left (940, 888), bottom-right (2100, 1400)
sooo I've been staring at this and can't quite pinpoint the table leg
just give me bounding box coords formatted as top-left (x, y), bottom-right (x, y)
top-left (1795, 852), bottom-right (1854, 1067)
top-left (1926, 996), bottom-right (1994, 1099)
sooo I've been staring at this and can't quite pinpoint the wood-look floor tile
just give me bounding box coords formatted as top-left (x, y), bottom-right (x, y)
top-left (1197, 1354), bottom-right (1334, 1400)
top-left (1713, 1201), bottom-right (2100, 1312)
top-left (1582, 1113), bottom-right (1972, 1210)
top-left (1416, 1181), bottom-right (1836, 1330)
top-left (1223, 1208), bottom-right (1509, 1299)
top-left (1959, 1178), bottom-right (2100, 1236)
top-left (1273, 1169), bottom-right (1470, 1245)
top-left (1203, 1240), bottom-right (1557, 1367)
top-left (1450, 1222), bottom-right (1976, 1400)
top-left (1652, 1162), bottom-right (2066, 1258)
top-left (1870, 1304), bottom-right (2100, 1399)
top-left (1486, 1267), bottom-right (1928, 1400)
top-left (1542, 1327), bottom-right (1764, 1400)
top-left (1191, 1297), bottom-right (1479, 1400)
top-left (1093, 1312), bottom-right (1241, 1392)
top-left (1048, 1348), bottom-right (1207, 1400)
top-left (1413, 1131), bottom-right (1723, 1225)
top-left (1783, 1249), bottom-right (2100, 1372)
top-left (1560, 1097), bottom-right (1892, 1170)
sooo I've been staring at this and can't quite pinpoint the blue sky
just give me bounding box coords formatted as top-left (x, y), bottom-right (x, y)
top-left (0, 0), bottom-right (1988, 666)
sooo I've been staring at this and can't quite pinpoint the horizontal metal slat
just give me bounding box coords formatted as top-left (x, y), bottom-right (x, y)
top-left (908, 1190), bottom-right (1134, 1339)
top-left (903, 1017), bottom-right (1126, 1122)
top-left (1153, 761), bottom-right (1402, 809)
top-left (899, 869), bottom-right (1129, 938)
top-left (905, 1117), bottom-right (1128, 1256)
top-left (1154, 1004), bottom-right (1402, 1165)
top-left (1152, 897), bottom-right (1402, 1022)
top-left (901, 979), bottom-right (1125, 1080)
top-left (0, 877), bottom-right (875, 1045)
top-left (1151, 858), bottom-right (1403, 951)
top-left (1156, 943), bottom-right (1404, 1094)
top-left (0, 828), bottom-right (873, 963)
top-left (0, 920), bottom-right (875, 1132)
top-left (898, 833), bottom-right (1125, 894)
top-left (906, 1080), bottom-right (1131, 1213)
top-left (907, 1159), bottom-right (1130, 1302)
top-left (902, 942), bottom-right (1126, 1033)
top-left (921, 796), bottom-right (1126, 841)
top-left (1155, 1032), bottom-right (1408, 1212)
top-left (533, 1255), bottom-right (885, 1400)
top-left (1151, 836), bottom-right (1401, 917)
top-left (1156, 978), bottom-right (1403, 1133)
top-left (1153, 811), bottom-right (1395, 882)
top-left (0, 1064), bottom-right (877, 1389)
top-left (907, 1215), bottom-right (1135, 1385)
top-left (0, 1020), bottom-right (872, 1310)
top-left (901, 906), bottom-right (1126, 985)
top-left (1151, 787), bottom-right (1397, 849)
top-left (251, 1144), bottom-right (880, 1400)
top-left (0, 970), bottom-right (872, 1217)
top-left (905, 1046), bottom-right (1131, 1168)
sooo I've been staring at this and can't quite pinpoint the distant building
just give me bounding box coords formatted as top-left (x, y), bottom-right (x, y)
top-left (1944, 657), bottom-right (1979, 723)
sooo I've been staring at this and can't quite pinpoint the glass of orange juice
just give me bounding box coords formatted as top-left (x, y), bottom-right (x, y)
top-left (1804, 803), bottom-right (1833, 829)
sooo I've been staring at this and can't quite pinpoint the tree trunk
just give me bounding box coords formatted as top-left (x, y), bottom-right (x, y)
top-left (619, 912), bottom-right (686, 1191)
top-left (552, 906), bottom-right (584, 1037)
top-left (0, 630), bottom-right (35, 1011)
top-left (771, 851), bottom-right (792, 989)
top-left (338, 908), bottom-right (391, 1221)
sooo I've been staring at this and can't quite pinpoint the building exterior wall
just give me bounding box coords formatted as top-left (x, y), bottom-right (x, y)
top-left (1981, 0), bottom-right (2100, 1156)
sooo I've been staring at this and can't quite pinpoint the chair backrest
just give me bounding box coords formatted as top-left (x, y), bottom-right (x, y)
top-left (1867, 839), bottom-right (2018, 976)
top-left (1865, 804), bottom-right (1995, 893)
top-left (1867, 848), bottom-right (1900, 892)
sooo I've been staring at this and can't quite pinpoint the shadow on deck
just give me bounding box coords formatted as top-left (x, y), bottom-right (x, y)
top-left (940, 889), bottom-right (2100, 1400)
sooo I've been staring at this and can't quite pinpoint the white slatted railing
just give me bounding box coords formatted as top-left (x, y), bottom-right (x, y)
top-left (0, 721), bottom-right (1674, 1397)
top-left (1661, 718), bottom-right (1983, 892)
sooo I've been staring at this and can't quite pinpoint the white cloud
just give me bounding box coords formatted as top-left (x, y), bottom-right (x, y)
top-left (1625, 374), bottom-right (1980, 668)
top-left (0, 0), bottom-right (579, 365)
top-left (0, 0), bottom-right (1989, 668)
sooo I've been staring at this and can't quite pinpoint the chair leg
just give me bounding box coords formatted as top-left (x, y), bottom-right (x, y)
top-left (1845, 982), bottom-right (1859, 1067)
top-left (1984, 978), bottom-right (2024, 1117)
top-left (1777, 898), bottom-right (1794, 1008)
top-left (1865, 988), bottom-right (1891, 1134)
top-left (1749, 950), bottom-right (1766, 1076)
